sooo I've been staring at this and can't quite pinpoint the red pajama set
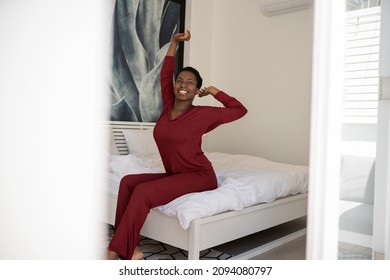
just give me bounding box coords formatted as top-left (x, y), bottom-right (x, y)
top-left (108, 56), bottom-right (247, 259)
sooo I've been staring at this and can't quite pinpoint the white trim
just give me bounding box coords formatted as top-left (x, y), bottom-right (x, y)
top-left (306, 0), bottom-right (345, 259)
top-left (373, 99), bottom-right (390, 259)
top-left (373, 0), bottom-right (390, 260)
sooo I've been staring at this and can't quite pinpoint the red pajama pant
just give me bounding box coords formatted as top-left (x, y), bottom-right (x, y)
top-left (108, 170), bottom-right (217, 259)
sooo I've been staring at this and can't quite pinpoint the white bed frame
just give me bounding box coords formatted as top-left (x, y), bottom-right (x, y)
top-left (105, 121), bottom-right (308, 260)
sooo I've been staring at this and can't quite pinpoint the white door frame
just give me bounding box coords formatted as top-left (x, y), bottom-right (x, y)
top-left (306, 0), bottom-right (345, 259)
top-left (308, 0), bottom-right (390, 260)
top-left (374, 0), bottom-right (390, 260)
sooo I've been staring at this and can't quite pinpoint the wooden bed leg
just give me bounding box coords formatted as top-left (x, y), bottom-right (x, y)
top-left (188, 222), bottom-right (200, 260)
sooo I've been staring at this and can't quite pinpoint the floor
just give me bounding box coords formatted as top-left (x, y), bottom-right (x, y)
top-left (338, 241), bottom-right (372, 260)
top-left (215, 216), bottom-right (372, 260)
top-left (212, 217), bottom-right (307, 259)
top-left (103, 216), bottom-right (374, 260)
top-left (249, 235), bottom-right (306, 260)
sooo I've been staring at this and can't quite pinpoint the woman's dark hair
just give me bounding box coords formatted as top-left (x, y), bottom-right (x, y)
top-left (175, 67), bottom-right (203, 88)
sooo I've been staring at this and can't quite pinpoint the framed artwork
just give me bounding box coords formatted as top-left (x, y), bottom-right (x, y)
top-left (109, 0), bottom-right (186, 122)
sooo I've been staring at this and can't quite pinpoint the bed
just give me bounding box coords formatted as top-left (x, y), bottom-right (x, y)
top-left (104, 121), bottom-right (309, 260)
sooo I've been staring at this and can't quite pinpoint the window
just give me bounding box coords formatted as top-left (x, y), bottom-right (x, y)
top-left (343, 1), bottom-right (381, 124)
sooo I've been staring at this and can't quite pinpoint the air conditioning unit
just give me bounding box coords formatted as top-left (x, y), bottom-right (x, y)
top-left (259, 0), bottom-right (313, 16)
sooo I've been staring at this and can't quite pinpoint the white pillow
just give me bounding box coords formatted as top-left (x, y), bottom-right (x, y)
top-left (122, 129), bottom-right (159, 157)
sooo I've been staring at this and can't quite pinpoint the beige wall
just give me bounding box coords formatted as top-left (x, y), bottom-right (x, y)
top-left (108, 0), bottom-right (313, 165)
top-left (187, 0), bottom-right (313, 165)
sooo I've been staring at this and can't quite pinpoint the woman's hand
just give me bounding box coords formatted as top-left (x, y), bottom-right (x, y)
top-left (167, 30), bottom-right (191, 56)
top-left (172, 29), bottom-right (191, 43)
top-left (198, 86), bottom-right (220, 97)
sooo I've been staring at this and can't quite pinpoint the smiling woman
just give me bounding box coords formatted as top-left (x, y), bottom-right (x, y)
top-left (106, 30), bottom-right (248, 260)
top-left (109, 0), bottom-right (186, 122)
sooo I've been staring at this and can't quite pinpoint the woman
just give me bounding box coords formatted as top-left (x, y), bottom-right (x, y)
top-left (107, 30), bottom-right (247, 260)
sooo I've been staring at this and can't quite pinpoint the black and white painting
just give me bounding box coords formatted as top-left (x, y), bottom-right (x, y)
top-left (109, 0), bottom-right (185, 122)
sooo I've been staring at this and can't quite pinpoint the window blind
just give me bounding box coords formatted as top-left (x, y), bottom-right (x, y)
top-left (343, 6), bottom-right (381, 124)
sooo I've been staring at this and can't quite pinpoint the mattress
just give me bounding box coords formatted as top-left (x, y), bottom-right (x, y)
top-left (107, 152), bottom-right (309, 229)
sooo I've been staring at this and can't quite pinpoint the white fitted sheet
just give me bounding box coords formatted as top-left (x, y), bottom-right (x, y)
top-left (107, 152), bottom-right (308, 230)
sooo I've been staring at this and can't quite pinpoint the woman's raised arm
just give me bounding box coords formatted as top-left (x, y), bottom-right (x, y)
top-left (166, 30), bottom-right (191, 57)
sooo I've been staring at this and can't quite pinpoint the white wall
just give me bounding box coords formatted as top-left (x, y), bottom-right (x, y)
top-left (0, 0), bottom-right (109, 259)
top-left (186, 0), bottom-right (313, 165)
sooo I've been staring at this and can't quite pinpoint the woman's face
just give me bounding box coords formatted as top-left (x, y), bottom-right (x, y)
top-left (174, 71), bottom-right (198, 101)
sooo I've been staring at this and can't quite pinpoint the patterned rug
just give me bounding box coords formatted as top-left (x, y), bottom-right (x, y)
top-left (106, 224), bottom-right (232, 260)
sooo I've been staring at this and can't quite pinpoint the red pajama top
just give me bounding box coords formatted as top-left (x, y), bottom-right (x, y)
top-left (154, 56), bottom-right (247, 174)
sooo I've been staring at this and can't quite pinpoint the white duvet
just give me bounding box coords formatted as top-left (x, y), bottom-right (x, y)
top-left (108, 152), bottom-right (308, 230)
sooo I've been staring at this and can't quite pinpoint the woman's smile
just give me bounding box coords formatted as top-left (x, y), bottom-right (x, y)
top-left (174, 70), bottom-right (198, 99)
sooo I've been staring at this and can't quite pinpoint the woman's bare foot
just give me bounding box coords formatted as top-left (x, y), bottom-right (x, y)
top-left (131, 246), bottom-right (144, 260)
top-left (107, 250), bottom-right (119, 260)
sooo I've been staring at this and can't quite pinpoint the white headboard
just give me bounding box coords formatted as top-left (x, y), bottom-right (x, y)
top-left (108, 121), bottom-right (155, 155)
